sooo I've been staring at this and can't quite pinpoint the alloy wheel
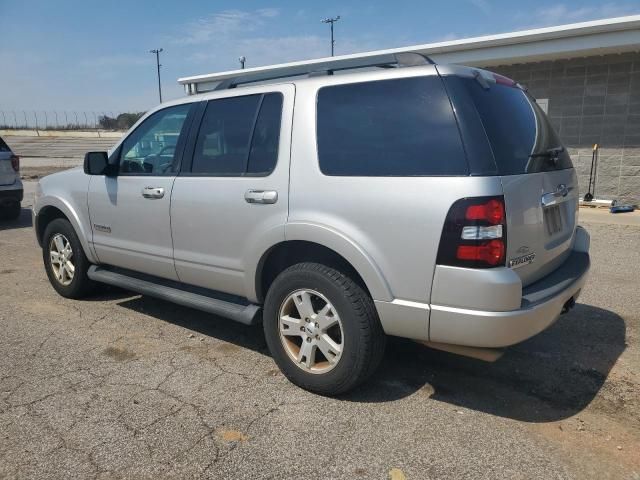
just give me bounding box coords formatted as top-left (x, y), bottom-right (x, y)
top-left (49, 233), bottom-right (75, 286)
top-left (278, 289), bottom-right (344, 374)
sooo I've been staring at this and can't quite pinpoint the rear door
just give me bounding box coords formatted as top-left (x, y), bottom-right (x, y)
top-left (170, 85), bottom-right (293, 297)
top-left (0, 137), bottom-right (17, 186)
top-left (445, 73), bottom-right (578, 286)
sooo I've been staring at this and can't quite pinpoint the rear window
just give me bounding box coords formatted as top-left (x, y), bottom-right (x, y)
top-left (0, 137), bottom-right (11, 152)
top-left (448, 77), bottom-right (572, 175)
top-left (191, 92), bottom-right (282, 176)
top-left (317, 76), bottom-right (468, 176)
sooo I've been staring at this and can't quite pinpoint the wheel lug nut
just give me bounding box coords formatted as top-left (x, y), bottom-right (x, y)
top-left (306, 337), bottom-right (312, 343)
top-left (314, 323), bottom-right (319, 328)
top-left (300, 326), bottom-right (304, 331)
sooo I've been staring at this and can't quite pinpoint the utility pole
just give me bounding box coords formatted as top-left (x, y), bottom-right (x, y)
top-left (149, 48), bottom-right (163, 103)
top-left (321, 16), bottom-right (341, 56)
top-left (239, 56), bottom-right (246, 69)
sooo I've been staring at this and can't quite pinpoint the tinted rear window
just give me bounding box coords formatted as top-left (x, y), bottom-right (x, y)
top-left (317, 76), bottom-right (468, 176)
top-left (191, 93), bottom-right (282, 176)
top-left (192, 95), bottom-right (261, 175)
top-left (247, 93), bottom-right (283, 175)
top-left (449, 77), bottom-right (572, 175)
top-left (0, 137), bottom-right (10, 152)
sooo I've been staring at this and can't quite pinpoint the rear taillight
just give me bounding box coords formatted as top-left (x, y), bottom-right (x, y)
top-left (10, 155), bottom-right (19, 172)
top-left (437, 196), bottom-right (507, 268)
top-left (464, 198), bottom-right (504, 225)
top-left (456, 239), bottom-right (505, 266)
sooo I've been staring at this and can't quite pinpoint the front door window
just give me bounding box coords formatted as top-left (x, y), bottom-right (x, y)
top-left (119, 104), bottom-right (191, 175)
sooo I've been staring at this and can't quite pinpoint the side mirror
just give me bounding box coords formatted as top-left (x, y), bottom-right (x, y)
top-left (84, 151), bottom-right (112, 176)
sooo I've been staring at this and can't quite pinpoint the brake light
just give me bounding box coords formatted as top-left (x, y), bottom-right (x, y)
top-left (465, 199), bottom-right (504, 225)
top-left (436, 196), bottom-right (507, 269)
top-left (457, 240), bottom-right (505, 266)
top-left (493, 73), bottom-right (517, 87)
top-left (10, 155), bottom-right (19, 172)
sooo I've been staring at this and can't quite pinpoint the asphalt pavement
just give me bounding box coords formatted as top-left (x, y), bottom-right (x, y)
top-left (4, 136), bottom-right (119, 173)
top-left (5, 136), bottom-right (118, 159)
top-left (0, 183), bottom-right (638, 479)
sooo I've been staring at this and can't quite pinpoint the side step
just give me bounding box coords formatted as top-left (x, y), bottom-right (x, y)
top-left (87, 266), bottom-right (261, 326)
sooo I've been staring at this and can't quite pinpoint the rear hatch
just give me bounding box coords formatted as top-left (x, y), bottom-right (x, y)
top-left (0, 137), bottom-right (18, 186)
top-left (444, 70), bottom-right (578, 286)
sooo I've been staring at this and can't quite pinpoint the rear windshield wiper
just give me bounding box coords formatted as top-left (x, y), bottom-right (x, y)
top-left (529, 146), bottom-right (564, 162)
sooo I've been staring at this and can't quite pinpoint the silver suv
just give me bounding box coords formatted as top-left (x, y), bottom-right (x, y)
top-left (0, 136), bottom-right (23, 220)
top-left (33, 54), bottom-right (590, 395)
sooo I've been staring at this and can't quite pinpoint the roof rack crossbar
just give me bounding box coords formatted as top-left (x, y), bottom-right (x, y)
top-left (181, 52), bottom-right (434, 94)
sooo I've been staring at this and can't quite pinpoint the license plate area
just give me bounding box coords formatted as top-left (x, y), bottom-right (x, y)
top-left (544, 204), bottom-right (563, 235)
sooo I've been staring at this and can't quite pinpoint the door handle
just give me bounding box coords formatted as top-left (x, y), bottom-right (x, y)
top-left (142, 186), bottom-right (165, 199)
top-left (541, 184), bottom-right (572, 207)
top-left (244, 189), bottom-right (278, 204)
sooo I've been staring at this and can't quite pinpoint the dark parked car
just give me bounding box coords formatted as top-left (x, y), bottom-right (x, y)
top-left (0, 136), bottom-right (22, 219)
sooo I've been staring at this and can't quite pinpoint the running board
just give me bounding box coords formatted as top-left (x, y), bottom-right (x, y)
top-left (87, 266), bottom-right (260, 326)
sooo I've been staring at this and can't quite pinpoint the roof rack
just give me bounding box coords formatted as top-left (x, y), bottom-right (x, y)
top-left (178, 52), bottom-right (434, 95)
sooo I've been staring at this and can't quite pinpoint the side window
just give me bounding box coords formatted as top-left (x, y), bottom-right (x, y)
top-left (0, 137), bottom-right (11, 152)
top-left (191, 93), bottom-right (283, 176)
top-left (119, 104), bottom-right (191, 175)
top-left (316, 76), bottom-right (468, 176)
top-left (248, 93), bottom-right (283, 174)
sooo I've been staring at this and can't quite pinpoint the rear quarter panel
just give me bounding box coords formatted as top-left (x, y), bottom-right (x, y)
top-left (288, 72), bottom-right (504, 305)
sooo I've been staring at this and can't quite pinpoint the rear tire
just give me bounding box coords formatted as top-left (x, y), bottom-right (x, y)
top-left (263, 262), bottom-right (385, 395)
top-left (43, 218), bottom-right (96, 299)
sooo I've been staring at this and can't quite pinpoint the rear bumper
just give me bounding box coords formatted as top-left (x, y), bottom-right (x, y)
top-left (429, 230), bottom-right (590, 348)
top-left (375, 227), bottom-right (590, 347)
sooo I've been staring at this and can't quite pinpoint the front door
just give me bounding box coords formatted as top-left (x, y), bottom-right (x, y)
top-left (88, 103), bottom-right (194, 280)
top-left (171, 85), bottom-right (293, 298)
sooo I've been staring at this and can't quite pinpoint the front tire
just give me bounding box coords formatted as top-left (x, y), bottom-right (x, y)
top-left (263, 262), bottom-right (385, 395)
top-left (42, 218), bottom-right (96, 299)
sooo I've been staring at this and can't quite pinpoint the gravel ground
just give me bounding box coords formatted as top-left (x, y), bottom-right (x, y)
top-left (0, 183), bottom-right (638, 479)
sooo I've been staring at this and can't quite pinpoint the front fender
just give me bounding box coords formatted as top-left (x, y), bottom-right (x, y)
top-left (34, 195), bottom-right (98, 264)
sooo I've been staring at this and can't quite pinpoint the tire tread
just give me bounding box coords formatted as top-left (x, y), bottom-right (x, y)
top-left (43, 218), bottom-right (96, 299)
top-left (263, 262), bottom-right (385, 395)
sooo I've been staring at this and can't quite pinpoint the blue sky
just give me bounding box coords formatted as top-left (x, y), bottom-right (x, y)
top-left (1, 0), bottom-right (639, 113)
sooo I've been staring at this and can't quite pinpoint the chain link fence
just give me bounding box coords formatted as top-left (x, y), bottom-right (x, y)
top-left (0, 111), bottom-right (143, 130)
